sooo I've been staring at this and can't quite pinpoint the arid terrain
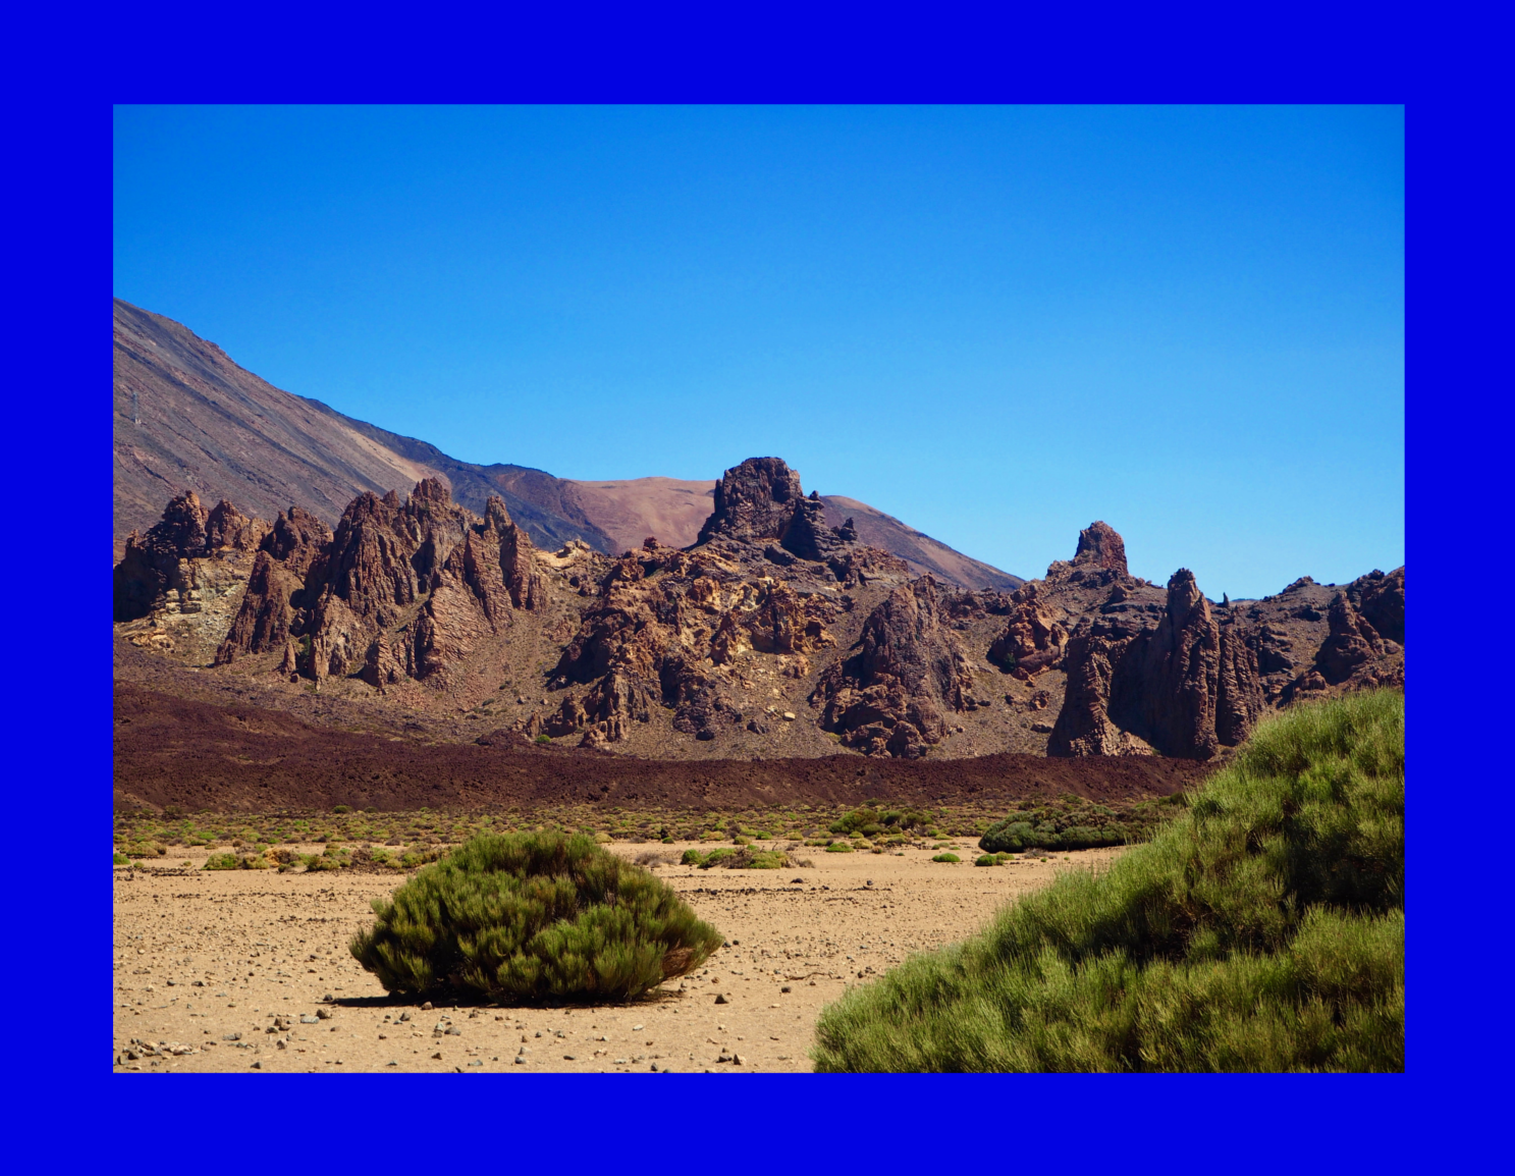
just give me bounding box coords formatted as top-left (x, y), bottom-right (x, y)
top-left (110, 296), bottom-right (1406, 1079)
top-left (112, 839), bottom-right (1127, 1073)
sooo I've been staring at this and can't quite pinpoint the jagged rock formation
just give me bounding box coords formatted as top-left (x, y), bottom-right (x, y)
top-left (1351, 567), bottom-right (1405, 645)
top-left (810, 576), bottom-right (977, 758)
top-left (1073, 520), bottom-right (1128, 574)
top-left (112, 491), bottom-right (270, 664)
top-left (114, 492), bottom-right (267, 622)
top-left (696, 457), bottom-right (804, 546)
top-left (114, 471), bottom-right (1405, 762)
top-left (212, 478), bottom-right (542, 690)
top-left (988, 583), bottom-right (1069, 680)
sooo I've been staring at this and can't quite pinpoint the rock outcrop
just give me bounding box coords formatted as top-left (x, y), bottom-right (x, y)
top-left (114, 492), bottom-right (268, 622)
top-left (694, 457), bottom-right (865, 574)
top-left (1351, 567), bottom-right (1405, 645)
top-left (1050, 568), bottom-right (1263, 759)
top-left (988, 583), bottom-right (1069, 680)
top-left (540, 542), bottom-right (845, 746)
top-left (212, 478), bottom-right (542, 688)
top-left (695, 457), bottom-right (804, 546)
top-left (1073, 520), bottom-right (1128, 575)
top-left (1313, 592), bottom-right (1388, 685)
top-left (116, 470), bottom-right (1405, 763)
top-left (811, 576), bottom-right (976, 758)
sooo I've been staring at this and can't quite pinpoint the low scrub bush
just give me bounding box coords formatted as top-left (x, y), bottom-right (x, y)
top-left (932, 853), bottom-right (961, 864)
top-left (203, 851), bottom-right (269, 871)
top-left (351, 831), bottom-right (723, 1002)
top-left (681, 846), bottom-right (789, 870)
top-left (825, 842), bottom-right (854, 853)
top-left (829, 805), bottom-right (932, 837)
top-left (812, 690), bottom-right (1404, 1072)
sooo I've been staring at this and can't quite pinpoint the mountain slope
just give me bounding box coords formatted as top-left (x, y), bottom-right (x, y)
top-left (112, 299), bottom-right (1022, 586)
top-left (819, 496), bottom-right (1022, 592)
top-left (113, 298), bottom-right (439, 560)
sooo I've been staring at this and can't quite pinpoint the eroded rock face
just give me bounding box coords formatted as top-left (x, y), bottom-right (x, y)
top-left (1352, 567), bottom-right (1405, 645)
top-left (113, 491), bottom-right (274, 662)
top-left (114, 491), bottom-right (211, 621)
top-left (539, 542), bottom-right (844, 745)
top-left (696, 457), bottom-right (804, 546)
top-left (1314, 592), bottom-right (1387, 685)
top-left (988, 583), bottom-right (1069, 680)
top-left (1050, 568), bottom-right (1263, 760)
top-left (213, 479), bottom-right (542, 687)
top-left (811, 576), bottom-right (975, 758)
top-left (1073, 520), bottom-right (1128, 575)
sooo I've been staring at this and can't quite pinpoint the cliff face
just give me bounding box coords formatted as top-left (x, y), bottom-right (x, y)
top-left (214, 478), bottom-right (544, 692)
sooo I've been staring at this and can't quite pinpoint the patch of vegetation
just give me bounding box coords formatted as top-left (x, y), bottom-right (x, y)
top-left (812, 690), bottom-right (1404, 1072)
top-left (350, 832), bottom-right (722, 1002)
top-left (825, 842), bottom-right (854, 853)
top-left (829, 805), bottom-right (932, 837)
top-left (203, 851), bottom-right (269, 871)
top-left (931, 853), bottom-right (961, 863)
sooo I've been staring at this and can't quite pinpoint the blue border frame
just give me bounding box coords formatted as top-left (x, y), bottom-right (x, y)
top-left (15, 2), bottom-right (1492, 1165)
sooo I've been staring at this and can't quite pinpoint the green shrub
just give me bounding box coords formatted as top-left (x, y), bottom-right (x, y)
top-left (932, 853), bottom-right (961, 864)
top-left (112, 851), bottom-right (130, 866)
top-left (825, 842), bottom-right (854, 853)
top-left (350, 831), bottom-right (723, 1002)
top-left (333, 805), bottom-right (351, 814)
top-left (830, 805), bottom-right (932, 837)
top-left (974, 854), bottom-right (998, 867)
top-left (535, 734), bottom-right (552, 744)
top-left (812, 690), bottom-right (1405, 1072)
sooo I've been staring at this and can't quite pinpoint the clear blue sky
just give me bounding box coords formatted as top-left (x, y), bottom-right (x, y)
top-left (113, 105), bottom-right (1403, 599)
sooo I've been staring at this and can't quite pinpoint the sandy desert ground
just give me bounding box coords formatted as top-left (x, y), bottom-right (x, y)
top-left (112, 840), bottom-right (1127, 1074)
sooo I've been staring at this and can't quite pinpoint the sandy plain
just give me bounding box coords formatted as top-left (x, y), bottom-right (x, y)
top-left (112, 840), bottom-right (1126, 1074)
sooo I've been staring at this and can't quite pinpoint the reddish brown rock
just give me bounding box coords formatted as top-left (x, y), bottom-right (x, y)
top-left (696, 457), bottom-right (804, 546)
top-left (1073, 521), bottom-right (1128, 575)
top-left (988, 583), bottom-right (1069, 680)
top-left (1314, 592), bottom-right (1387, 685)
top-left (1050, 568), bottom-right (1263, 760)
top-left (811, 576), bottom-right (975, 757)
top-left (1352, 567), bottom-right (1405, 645)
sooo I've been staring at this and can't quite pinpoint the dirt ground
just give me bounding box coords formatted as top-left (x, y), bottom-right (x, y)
top-left (112, 839), bottom-right (1127, 1074)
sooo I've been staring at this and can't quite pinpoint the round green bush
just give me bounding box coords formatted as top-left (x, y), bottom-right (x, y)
top-left (825, 842), bottom-right (855, 853)
top-left (350, 832), bottom-right (723, 1002)
top-left (931, 852), bottom-right (961, 863)
top-left (974, 854), bottom-right (998, 867)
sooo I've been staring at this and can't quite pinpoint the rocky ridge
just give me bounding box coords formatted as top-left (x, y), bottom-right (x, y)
top-left (115, 463), bottom-right (1404, 763)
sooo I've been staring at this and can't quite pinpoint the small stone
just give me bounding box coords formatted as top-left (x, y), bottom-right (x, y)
top-left (514, 1056), bottom-right (526, 1065)
top-left (781, 986), bottom-right (791, 993)
top-left (714, 994), bottom-right (728, 1004)
top-left (421, 1001), bottom-right (433, 1011)
top-left (431, 1052), bottom-right (442, 1060)
top-left (732, 1053), bottom-right (744, 1066)
top-left (316, 1008), bottom-right (333, 1020)
top-left (250, 1061), bottom-right (262, 1069)
top-left (300, 1015), bottom-right (319, 1024)
top-left (782, 712), bottom-right (796, 721)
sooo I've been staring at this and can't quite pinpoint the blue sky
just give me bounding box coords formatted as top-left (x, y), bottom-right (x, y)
top-left (113, 105), bottom-right (1402, 599)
